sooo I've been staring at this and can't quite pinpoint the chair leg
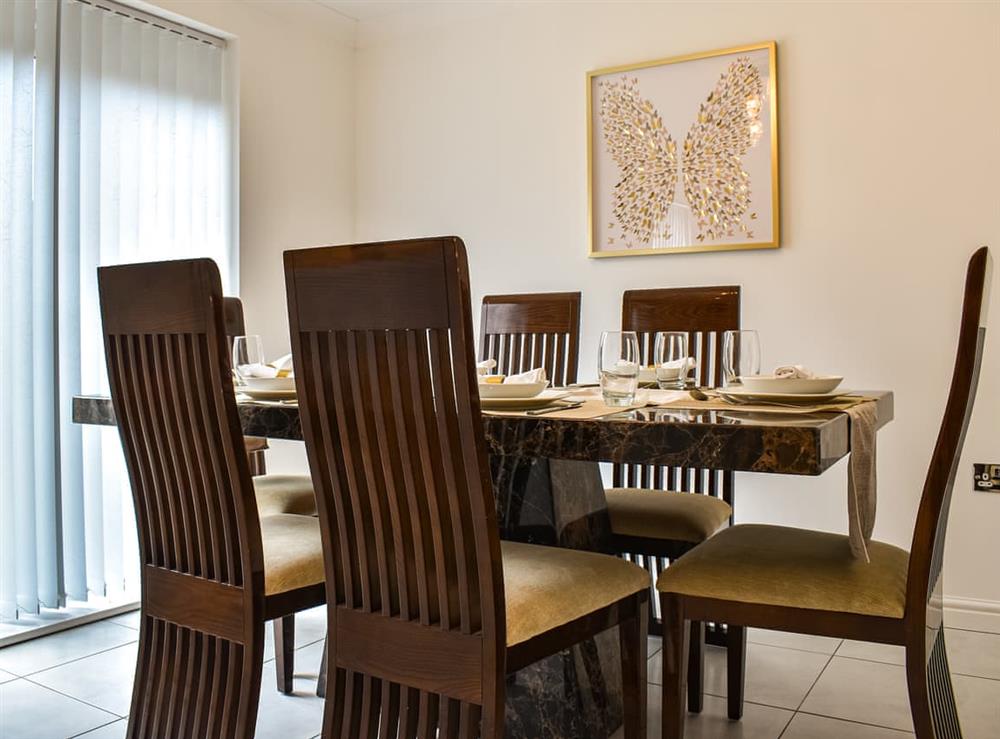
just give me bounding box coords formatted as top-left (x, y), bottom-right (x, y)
top-left (661, 594), bottom-right (689, 739)
top-left (620, 593), bottom-right (649, 738)
top-left (687, 621), bottom-right (704, 713)
top-left (274, 616), bottom-right (295, 694)
top-left (248, 448), bottom-right (267, 476)
top-left (647, 582), bottom-right (663, 637)
top-left (727, 624), bottom-right (747, 720)
top-left (317, 637), bottom-right (328, 698)
top-left (906, 629), bottom-right (963, 739)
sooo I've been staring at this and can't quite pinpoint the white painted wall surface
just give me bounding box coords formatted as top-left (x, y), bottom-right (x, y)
top-left (351, 2), bottom-right (1000, 614)
top-left (148, 0), bottom-right (357, 472)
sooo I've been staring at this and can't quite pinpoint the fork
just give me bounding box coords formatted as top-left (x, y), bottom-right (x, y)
top-left (526, 402), bottom-right (585, 416)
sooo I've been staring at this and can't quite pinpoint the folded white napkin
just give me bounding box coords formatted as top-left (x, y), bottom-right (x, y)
top-left (476, 359), bottom-right (497, 376)
top-left (271, 353), bottom-right (294, 372)
top-left (240, 363), bottom-right (278, 378)
top-left (505, 367), bottom-right (548, 384)
top-left (660, 357), bottom-right (696, 370)
top-left (659, 357), bottom-right (698, 376)
top-left (774, 364), bottom-right (814, 379)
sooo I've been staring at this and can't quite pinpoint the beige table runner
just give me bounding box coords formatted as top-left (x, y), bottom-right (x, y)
top-left (653, 393), bottom-right (876, 415)
top-left (481, 397), bottom-right (646, 420)
top-left (846, 402), bottom-right (877, 561)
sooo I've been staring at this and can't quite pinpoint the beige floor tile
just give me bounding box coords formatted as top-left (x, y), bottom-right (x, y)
top-left (29, 642), bottom-right (139, 717)
top-left (953, 673), bottom-right (1000, 739)
top-left (836, 640), bottom-right (906, 666)
top-left (72, 719), bottom-right (128, 738)
top-left (649, 643), bottom-right (829, 710)
top-left (946, 628), bottom-right (1000, 680)
top-left (747, 628), bottom-right (842, 655)
top-left (782, 713), bottom-right (913, 738)
top-left (641, 687), bottom-right (793, 739)
top-left (0, 620), bottom-right (137, 676)
top-left (800, 656), bottom-right (913, 731)
top-left (264, 605), bottom-right (328, 662)
top-left (107, 610), bottom-right (140, 631)
top-left (0, 679), bottom-right (118, 738)
top-left (648, 635), bottom-right (663, 657)
top-left (256, 639), bottom-right (326, 738)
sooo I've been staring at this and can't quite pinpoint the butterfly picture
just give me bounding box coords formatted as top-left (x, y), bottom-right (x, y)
top-left (588, 43), bottom-right (779, 257)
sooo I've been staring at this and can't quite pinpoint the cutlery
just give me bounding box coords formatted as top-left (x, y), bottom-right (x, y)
top-left (527, 402), bottom-right (584, 416)
top-left (688, 386), bottom-right (711, 401)
top-left (717, 393), bottom-right (807, 409)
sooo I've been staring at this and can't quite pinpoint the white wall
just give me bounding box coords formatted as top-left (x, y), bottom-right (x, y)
top-left (149, 0), bottom-right (357, 473)
top-left (352, 2), bottom-right (1000, 617)
top-left (151, 0), bottom-right (357, 357)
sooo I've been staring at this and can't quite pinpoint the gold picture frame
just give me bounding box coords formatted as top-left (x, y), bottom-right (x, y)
top-left (587, 41), bottom-right (780, 258)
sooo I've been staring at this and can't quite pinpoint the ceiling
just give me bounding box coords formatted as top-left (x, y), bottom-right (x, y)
top-left (314, 0), bottom-right (433, 23)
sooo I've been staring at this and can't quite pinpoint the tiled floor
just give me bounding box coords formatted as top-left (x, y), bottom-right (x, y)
top-left (0, 613), bottom-right (998, 738)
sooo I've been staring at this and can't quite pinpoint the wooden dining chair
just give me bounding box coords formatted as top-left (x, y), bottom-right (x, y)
top-left (608, 286), bottom-right (743, 711)
top-left (99, 258), bottom-right (326, 738)
top-left (223, 296), bottom-right (318, 693)
top-left (657, 247), bottom-right (992, 739)
top-left (223, 297), bottom-right (271, 476)
top-left (479, 292), bottom-right (581, 385)
top-left (284, 236), bottom-right (650, 738)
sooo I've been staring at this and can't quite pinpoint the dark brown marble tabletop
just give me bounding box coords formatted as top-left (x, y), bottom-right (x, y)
top-left (73, 391), bottom-right (892, 476)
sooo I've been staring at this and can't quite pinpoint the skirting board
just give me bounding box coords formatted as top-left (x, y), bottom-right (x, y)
top-left (945, 596), bottom-right (1000, 634)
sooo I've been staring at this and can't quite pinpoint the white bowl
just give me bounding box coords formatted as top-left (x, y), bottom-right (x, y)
top-left (477, 380), bottom-right (549, 399)
top-left (242, 376), bottom-right (296, 392)
top-left (739, 375), bottom-right (844, 394)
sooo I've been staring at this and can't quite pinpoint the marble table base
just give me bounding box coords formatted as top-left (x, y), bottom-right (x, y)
top-left (492, 456), bottom-right (624, 739)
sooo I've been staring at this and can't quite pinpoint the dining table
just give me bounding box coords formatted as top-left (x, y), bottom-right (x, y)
top-left (73, 388), bottom-right (893, 739)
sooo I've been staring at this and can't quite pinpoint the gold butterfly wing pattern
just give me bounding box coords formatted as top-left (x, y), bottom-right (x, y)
top-left (599, 77), bottom-right (678, 244)
top-left (682, 57), bottom-right (765, 242)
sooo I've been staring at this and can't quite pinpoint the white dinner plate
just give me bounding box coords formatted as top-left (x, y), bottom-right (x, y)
top-left (242, 376), bottom-right (296, 392)
top-left (739, 375), bottom-right (843, 394)
top-left (719, 388), bottom-right (854, 404)
top-left (479, 390), bottom-right (572, 410)
top-left (239, 388), bottom-right (298, 401)
top-left (477, 380), bottom-right (549, 399)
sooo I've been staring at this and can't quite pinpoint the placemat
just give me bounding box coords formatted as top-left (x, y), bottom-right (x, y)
top-left (481, 397), bottom-right (645, 420)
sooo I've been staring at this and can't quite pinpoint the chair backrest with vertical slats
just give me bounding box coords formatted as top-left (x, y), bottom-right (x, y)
top-left (907, 247), bottom-right (991, 616)
top-left (285, 237), bottom-right (505, 738)
top-left (479, 292), bottom-right (581, 386)
top-left (615, 286), bottom-right (740, 497)
top-left (99, 258), bottom-right (264, 738)
top-left (223, 295), bottom-right (247, 341)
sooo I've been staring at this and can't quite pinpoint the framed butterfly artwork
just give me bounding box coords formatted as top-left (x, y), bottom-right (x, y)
top-left (587, 42), bottom-right (779, 258)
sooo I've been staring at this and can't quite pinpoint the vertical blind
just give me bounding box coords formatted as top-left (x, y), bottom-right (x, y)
top-left (0, 0), bottom-right (236, 618)
top-left (0, 0), bottom-right (61, 619)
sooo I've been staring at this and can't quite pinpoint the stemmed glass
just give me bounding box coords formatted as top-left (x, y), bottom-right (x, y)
top-left (232, 334), bottom-right (265, 386)
top-left (598, 331), bottom-right (640, 406)
top-left (722, 330), bottom-right (761, 388)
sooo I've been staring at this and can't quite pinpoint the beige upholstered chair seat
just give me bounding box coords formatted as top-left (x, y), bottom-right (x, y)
top-left (261, 514), bottom-right (325, 596)
top-left (657, 524), bottom-right (909, 618)
top-left (501, 541), bottom-right (649, 646)
top-left (253, 474), bottom-right (317, 517)
top-left (605, 488), bottom-right (732, 543)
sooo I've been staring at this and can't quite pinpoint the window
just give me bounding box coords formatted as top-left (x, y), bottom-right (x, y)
top-left (0, 0), bottom-right (236, 623)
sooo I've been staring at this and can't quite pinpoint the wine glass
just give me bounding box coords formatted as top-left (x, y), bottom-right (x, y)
top-left (232, 334), bottom-right (265, 386)
top-left (598, 331), bottom-right (640, 406)
top-left (722, 330), bottom-right (761, 387)
top-left (653, 331), bottom-right (690, 390)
